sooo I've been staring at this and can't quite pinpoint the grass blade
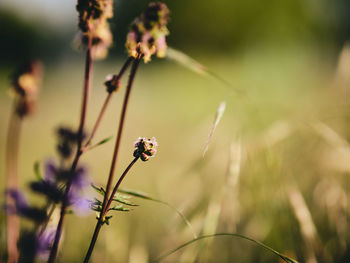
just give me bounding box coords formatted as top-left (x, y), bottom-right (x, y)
top-left (118, 188), bottom-right (197, 239)
top-left (166, 47), bottom-right (239, 92)
top-left (203, 101), bottom-right (226, 157)
top-left (154, 233), bottom-right (298, 263)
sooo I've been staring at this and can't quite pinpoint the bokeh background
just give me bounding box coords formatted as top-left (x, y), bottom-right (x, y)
top-left (1, 0), bottom-right (350, 262)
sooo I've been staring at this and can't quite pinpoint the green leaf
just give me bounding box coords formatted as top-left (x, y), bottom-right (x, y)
top-left (166, 47), bottom-right (240, 93)
top-left (88, 136), bottom-right (113, 151)
top-left (117, 189), bottom-right (153, 200)
top-left (154, 233), bottom-right (299, 263)
top-left (108, 204), bottom-right (130, 212)
top-left (113, 193), bottom-right (138, 206)
top-left (91, 184), bottom-right (106, 196)
top-left (91, 205), bottom-right (102, 212)
top-left (33, 161), bottom-right (43, 181)
top-left (92, 198), bottom-right (102, 206)
top-left (118, 188), bottom-right (197, 239)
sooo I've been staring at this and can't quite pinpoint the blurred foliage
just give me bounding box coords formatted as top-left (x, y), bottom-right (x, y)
top-left (1, 0), bottom-right (350, 262)
top-left (1, 0), bottom-right (350, 66)
top-left (0, 9), bottom-right (67, 67)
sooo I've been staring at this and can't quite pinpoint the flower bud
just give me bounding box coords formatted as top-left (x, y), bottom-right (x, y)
top-left (126, 2), bottom-right (170, 63)
top-left (10, 61), bottom-right (43, 117)
top-left (104, 74), bottom-right (121, 93)
top-left (133, 137), bottom-right (158, 161)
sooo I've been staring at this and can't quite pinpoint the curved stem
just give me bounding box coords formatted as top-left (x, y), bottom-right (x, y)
top-left (104, 157), bottom-right (139, 212)
top-left (154, 233), bottom-right (299, 263)
top-left (5, 109), bottom-right (22, 263)
top-left (83, 157), bottom-right (138, 263)
top-left (83, 56), bottom-right (141, 263)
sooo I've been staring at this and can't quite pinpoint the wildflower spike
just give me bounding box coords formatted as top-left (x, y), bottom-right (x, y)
top-left (126, 2), bottom-right (170, 63)
top-left (76, 0), bottom-right (114, 59)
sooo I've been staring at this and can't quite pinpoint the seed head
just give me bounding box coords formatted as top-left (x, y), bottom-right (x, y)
top-left (133, 137), bottom-right (158, 161)
top-left (76, 0), bottom-right (114, 59)
top-left (10, 61), bottom-right (43, 117)
top-left (104, 74), bottom-right (121, 93)
top-left (126, 2), bottom-right (170, 63)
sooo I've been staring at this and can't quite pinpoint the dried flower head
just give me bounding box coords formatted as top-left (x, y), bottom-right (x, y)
top-left (10, 61), bottom-right (43, 117)
top-left (126, 2), bottom-right (170, 63)
top-left (76, 0), bottom-right (114, 59)
top-left (133, 137), bottom-right (157, 161)
top-left (104, 74), bottom-right (121, 93)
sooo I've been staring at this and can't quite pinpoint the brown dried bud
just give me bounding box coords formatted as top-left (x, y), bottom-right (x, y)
top-left (10, 61), bottom-right (43, 117)
top-left (104, 74), bottom-right (121, 93)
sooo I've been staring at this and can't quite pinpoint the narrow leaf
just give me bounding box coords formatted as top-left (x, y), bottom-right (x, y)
top-left (91, 184), bottom-right (106, 196)
top-left (203, 101), bottom-right (226, 157)
top-left (154, 233), bottom-right (298, 263)
top-left (166, 47), bottom-right (238, 91)
top-left (113, 194), bottom-right (138, 206)
top-left (90, 136), bottom-right (113, 149)
top-left (108, 205), bottom-right (130, 212)
top-left (33, 161), bottom-right (43, 181)
top-left (118, 188), bottom-right (197, 239)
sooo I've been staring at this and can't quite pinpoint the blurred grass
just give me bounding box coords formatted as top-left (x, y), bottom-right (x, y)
top-left (1, 43), bottom-right (350, 262)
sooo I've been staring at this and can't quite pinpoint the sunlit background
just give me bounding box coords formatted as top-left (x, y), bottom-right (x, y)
top-left (1, 0), bottom-right (350, 262)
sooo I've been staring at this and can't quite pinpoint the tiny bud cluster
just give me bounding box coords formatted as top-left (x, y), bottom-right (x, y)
top-left (104, 74), bottom-right (121, 93)
top-left (126, 2), bottom-right (170, 63)
top-left (133, 137), bottom-right (158, 161)
top-left (76, 0), bottom-right (114, 59)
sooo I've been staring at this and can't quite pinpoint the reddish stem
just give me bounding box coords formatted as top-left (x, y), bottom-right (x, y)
top-left (83, 56), bottom-right (141, 263)
top-left (47, 34), bottom-right (93, 263)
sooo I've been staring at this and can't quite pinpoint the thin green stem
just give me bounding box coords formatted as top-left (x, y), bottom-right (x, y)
top-left (154, 233), bottom-right (299, 263)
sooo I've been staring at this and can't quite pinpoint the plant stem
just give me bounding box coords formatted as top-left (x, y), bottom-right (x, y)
top-left (5, 109), bottom-right (22, 263)
top-left (47, 34), bottom-right (94, 263)
top-left (84, 57), bottom-right (134, 148)
top-left (83, 157), bottom-right (139, 263)
top-left (83, 57), bottom-right (141, 263)
top-left (105, 157), bottom-right (139, 211)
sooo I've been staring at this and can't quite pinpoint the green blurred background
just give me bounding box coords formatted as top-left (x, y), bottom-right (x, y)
top-left (1, 0), bottom-right (350, 262)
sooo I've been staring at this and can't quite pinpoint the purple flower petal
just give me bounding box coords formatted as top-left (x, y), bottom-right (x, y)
top-left (6, 189), bottom-right (29, 213)
top-left (71, 166), bottom-right (90, 190)
top-left (44, 160), bottom-right (57, 183)
top-left (68, 192), bottom-right (92, 216)
top-left (36, 228), bottom-right (55, 259)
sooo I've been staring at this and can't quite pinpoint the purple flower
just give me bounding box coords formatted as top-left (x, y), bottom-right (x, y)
top-left (5, 189), bottom-right (29, 214)
top-left (5, 189), bottom-right (46, 222)
top-left (72, 166), bottom-right (90, 190)
top-left (68, 191), bottom-right (92, 216)
top-left (44, 159), bottom-right (57, 183)
top-left (36, 228), bottom-right (55, 259)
